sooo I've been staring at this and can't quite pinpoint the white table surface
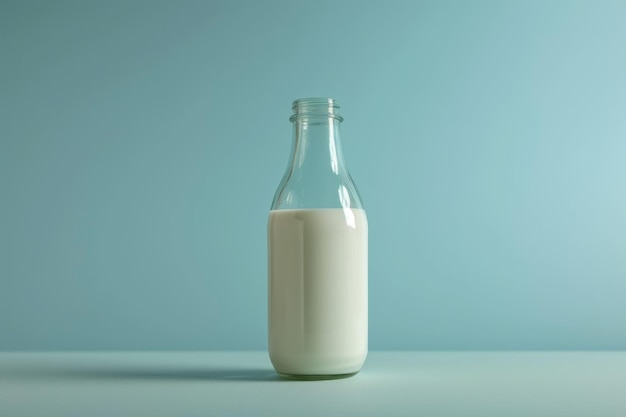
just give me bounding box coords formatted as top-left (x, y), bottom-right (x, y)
top-left (1, 351), bottom-right (625, 416)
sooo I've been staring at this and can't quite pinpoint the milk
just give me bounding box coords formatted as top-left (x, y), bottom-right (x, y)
top-left (268, 208), bottom-right (368, 377)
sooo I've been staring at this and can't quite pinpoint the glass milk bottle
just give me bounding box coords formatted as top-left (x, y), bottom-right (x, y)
top-left (268, 97), bottom-right (368, 379)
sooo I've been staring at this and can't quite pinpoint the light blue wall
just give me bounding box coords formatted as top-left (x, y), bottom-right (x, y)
top-left (1, 0), bottom-right (625, 350)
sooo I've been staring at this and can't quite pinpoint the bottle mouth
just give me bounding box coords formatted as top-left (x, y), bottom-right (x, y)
top-left (290, 97), bottom-right (343, 122)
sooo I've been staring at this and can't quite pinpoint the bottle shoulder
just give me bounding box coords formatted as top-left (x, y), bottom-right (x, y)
top-left (271, 172), bottom-right (364, 211)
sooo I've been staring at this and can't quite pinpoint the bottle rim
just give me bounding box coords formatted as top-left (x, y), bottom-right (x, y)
top-left (290, 97), bottom-right (343, 122)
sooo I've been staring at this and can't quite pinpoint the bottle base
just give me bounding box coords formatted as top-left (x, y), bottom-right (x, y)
top-left (277, 371), bottom-right (359, 381)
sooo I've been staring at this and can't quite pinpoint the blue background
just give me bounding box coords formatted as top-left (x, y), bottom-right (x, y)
top-left (1, 0), bottom-right (625, 350)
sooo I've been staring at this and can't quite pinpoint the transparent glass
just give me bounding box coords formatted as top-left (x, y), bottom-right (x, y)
top-left (271, 98), bottom-right (364, 210)
top-left (268, 98), bottom-right (368, 380)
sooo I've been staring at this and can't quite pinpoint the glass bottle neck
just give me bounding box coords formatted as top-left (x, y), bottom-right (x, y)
top-left (270, 97), bottom-right (363, 210)
top-left (290, 117), bottom-right (346, 176)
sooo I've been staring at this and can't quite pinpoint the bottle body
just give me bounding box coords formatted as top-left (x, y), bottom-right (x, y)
top-left (268, 208), bottom-right (368, 377)
top-left (268, 98), bottom-right (367, 379)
